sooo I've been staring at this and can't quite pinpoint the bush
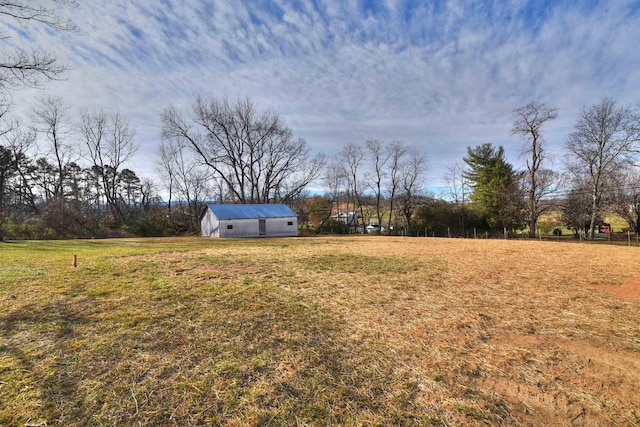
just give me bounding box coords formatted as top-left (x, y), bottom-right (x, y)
top-left (315, 218), bottom-right (351, 234)
top-left (5, 217), bottom-right (60, 240)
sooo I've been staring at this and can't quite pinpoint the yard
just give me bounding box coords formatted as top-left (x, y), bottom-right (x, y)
top-left (1, 236), bottom-right (639, 425)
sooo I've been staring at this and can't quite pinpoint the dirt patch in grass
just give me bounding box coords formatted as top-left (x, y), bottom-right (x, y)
top-left (1, 236), bottom-right (640, 425)
top-left (485, 333), bottom-right (640, 425)
top-left (594, 276), bottom-right (640, 301)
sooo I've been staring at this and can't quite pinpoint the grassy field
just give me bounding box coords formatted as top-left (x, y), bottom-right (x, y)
top-left (1, 236), bottom-right (639, 426)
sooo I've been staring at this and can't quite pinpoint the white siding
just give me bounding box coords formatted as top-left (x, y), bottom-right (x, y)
top-left (218, 217), bottom-right (298, 238)
top-left (201, 210), bottom-right (220, 237)
top-left (219, 218), bottom-right (255, 238)
top-left (200, 204), bottom-right (298, 238)
top-left (261, 217), bottom-right (298, 237)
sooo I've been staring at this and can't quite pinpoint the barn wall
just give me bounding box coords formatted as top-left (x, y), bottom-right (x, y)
top-left (219, 218), bottom-right (256, 238)
top-left (265, 217), bottom-right (298, 236)
top-left (200, 210), bottom-right (220, 237)
top-left (216, 217), bottom-right (298, 238)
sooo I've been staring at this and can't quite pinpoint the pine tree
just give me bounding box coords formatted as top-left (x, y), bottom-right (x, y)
top-left (463, 143), bottom-right (525, 232)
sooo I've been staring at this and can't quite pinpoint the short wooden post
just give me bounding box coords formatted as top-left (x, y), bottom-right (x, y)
top-left (72, 255), bottom-right (77, 268)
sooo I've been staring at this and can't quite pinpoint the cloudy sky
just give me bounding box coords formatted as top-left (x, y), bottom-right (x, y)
top-left (5, 0), bottom-right (640, 193)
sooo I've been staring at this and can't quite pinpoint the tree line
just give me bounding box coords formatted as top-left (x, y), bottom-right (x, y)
top-left (289, 97), bottom-right (640, 240)
top-left (0, 97), bottom-right (161, 239)
top-left (1, 1), bottom-right (639, 241)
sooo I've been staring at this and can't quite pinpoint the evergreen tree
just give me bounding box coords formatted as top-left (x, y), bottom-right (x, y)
top-left (463, 143), bottom-right (525, 232)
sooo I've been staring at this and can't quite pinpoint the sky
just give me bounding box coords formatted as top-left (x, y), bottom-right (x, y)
top-left (4, 0), bottom-right (640, 194)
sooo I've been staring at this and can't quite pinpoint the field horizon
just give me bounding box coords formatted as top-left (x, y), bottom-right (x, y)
top-left (1, 236), bottom-right (639, 425)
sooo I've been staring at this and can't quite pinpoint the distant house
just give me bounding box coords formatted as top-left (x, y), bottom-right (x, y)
top-left (200, 204), bottom-right (298, 238)
top-left (366, 222), bottom-right (386, 234)
top-left (331, 211), bottom-right (358, 226)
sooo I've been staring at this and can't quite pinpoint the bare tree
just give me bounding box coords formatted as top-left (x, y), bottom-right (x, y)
top-left (80, 111), bottom-right (138, 226)
top-left (562, 177), bottom-right (593, 235)
top-left (0, 1), bottom-right (77, 91)
top-left (0, 97), bottom-right (13, 135)
top-left (322, 161), bottom-right (346, 228)
top-left (162, 96), bottom-right (324, 204)
top-left (365, 139), bottom-right (389, 232)
top-left (608, 163), bottom-right (640, 234)
top-left (397, 145), bottom-right (427, 234)
top-left (510, 101), bottom-right (558, 237)
top-left (444, 162), bottom-right (470, 236)
top-left (33, 96), bottom-right (74, 199)
top-left (528, 167), bottom-right (562, 220)
top-left (385, 140), bottom-right (408, 233)
top-left (156, 137), bottom-right (178, 214)
top-left (157, 136), bottom-right (216, 233)
top-left (338, 143), bottom-right (366, 232)
top-left (139, 177), bottom-right (159, 213)
top-left (565, 98), bottom-right (640, 239)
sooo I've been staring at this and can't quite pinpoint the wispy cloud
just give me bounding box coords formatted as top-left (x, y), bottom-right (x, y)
top-left (5, 0), bottom-right (639, 186)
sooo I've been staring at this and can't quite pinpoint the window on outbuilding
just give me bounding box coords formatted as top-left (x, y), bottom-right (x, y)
top-left (287, 221), bottom-right (293, 226)
top-left (227, 225), bottom-right (233, 230)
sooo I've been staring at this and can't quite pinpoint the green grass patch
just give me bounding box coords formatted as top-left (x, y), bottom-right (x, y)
top-left (300, 253), bottom-right (423, 274)
top-left (0, 238), bottom-right (425, 425)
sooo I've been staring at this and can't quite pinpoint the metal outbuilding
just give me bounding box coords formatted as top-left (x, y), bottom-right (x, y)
top-left (200, 204), bottom-right (298, 238)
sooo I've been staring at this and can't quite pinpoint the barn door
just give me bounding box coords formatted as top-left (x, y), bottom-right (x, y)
top-left (259, 219), bottom-right (266, 236)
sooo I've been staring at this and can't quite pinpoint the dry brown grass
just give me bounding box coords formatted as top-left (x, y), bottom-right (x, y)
top-left (1, 236), bottom-right (639, 425)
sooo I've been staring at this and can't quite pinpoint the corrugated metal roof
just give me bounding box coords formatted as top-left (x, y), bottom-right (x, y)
top-left (206, 203), bottom-right (297, 219)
